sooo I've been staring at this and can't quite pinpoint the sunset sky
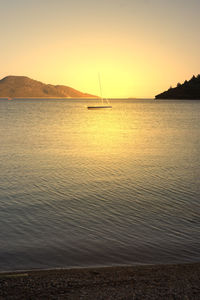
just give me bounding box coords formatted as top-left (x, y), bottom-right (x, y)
top-left (1, 0), bottom-right (200, 98)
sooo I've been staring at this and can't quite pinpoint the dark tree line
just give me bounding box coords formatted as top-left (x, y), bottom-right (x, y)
top-left (155, 74), bottom-right (200, 99)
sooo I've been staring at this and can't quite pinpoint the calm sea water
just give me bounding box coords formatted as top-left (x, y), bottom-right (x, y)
top-left (0, 99), bottom-right (199, 271)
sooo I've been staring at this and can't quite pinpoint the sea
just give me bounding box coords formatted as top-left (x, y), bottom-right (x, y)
top-left (0, 98), bottom-right (199, 272)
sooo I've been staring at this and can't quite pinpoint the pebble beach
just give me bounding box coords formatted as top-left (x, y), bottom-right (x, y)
top-left (0, 263), bottom-right (199, 299)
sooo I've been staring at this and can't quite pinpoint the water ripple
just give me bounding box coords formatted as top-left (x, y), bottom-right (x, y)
top-left (0, 99), bottom-right (200, 271)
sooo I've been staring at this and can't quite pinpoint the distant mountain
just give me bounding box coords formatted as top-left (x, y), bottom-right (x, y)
top-left (0, 76), bottom-right (97, 98)
top-left (155, 74), bottom-right (200, 100)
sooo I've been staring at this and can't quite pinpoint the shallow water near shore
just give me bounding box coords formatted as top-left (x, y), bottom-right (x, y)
top-left (0, 98), bottom-right (199, 271)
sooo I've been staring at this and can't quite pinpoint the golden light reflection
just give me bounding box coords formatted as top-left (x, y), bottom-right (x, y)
top-left (82, 107), bottom-right (141, 159)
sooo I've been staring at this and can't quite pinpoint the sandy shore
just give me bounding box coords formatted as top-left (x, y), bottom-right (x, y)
top-left (0, 263), bottom-right (199, 299)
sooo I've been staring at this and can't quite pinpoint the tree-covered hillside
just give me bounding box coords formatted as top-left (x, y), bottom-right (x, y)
top-left (155, 74), bottom-right (200, 99)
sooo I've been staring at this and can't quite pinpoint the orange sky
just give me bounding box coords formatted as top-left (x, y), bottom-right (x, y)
top-left (1, 0), bottom-right (200, 98)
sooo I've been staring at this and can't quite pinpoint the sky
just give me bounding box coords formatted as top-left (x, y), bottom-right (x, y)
top-left (0, 0), bottom-right (200, 98)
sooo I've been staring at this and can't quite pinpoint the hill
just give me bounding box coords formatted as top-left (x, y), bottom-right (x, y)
top-left (0, 76), bottom-right (97, 98)
top-left (155, 74), bottom-right (200, 99)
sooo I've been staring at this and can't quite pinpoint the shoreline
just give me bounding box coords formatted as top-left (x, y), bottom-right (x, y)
top-left (0, 262), bottom-right (199, 299)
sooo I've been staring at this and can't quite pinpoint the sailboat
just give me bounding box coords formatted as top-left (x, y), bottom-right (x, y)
top-left (87, 74), bottom-right (112, 109)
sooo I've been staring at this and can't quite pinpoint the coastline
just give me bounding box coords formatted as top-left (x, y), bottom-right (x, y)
top-left (0, 262), bottom-right (199, 299)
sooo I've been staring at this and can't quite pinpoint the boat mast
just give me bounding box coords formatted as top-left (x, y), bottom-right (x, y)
top-left (98, 73), bottom-right (104, 104)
